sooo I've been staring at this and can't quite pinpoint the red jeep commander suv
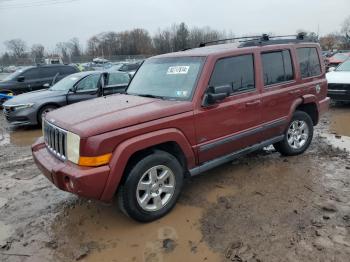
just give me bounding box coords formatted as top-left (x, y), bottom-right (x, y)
top-left (32, 34), bottom-right (330, 222)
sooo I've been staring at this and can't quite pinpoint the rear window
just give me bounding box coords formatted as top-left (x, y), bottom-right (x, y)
top-left (209, 54), bottom-right (255, 93)
top-left (297, 48), bottom-right (321, 78)
top-left (262, 50), bottom-right (294, 86)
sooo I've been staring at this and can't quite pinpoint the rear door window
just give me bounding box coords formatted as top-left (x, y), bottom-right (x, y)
top-left (39, 67), bottom-right (60, 78)
top-left (262, 50), bottom-right (294, 86)
top-left (209, 54), bottom-right (255, 94)
top-left (296, 47), bottom-right (321, 78)
top-left (59, 66), bottom-right (77, 75)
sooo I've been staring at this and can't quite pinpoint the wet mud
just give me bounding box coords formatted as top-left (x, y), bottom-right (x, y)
top-left (0, 104), bottom-right (349, 262)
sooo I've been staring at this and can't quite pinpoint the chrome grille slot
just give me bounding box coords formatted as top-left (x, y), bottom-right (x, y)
top-left (43, 120), bottom-right (67, 161)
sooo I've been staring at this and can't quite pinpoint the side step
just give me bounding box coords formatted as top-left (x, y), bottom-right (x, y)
top-left (189, 135), bottom-right (284, 176)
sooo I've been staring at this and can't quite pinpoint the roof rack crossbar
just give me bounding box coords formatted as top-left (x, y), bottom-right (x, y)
top-left (198, 33), bottom-right (307, 47)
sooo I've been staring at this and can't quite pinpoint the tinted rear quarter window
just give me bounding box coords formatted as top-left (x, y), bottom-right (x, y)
top-left (107, 73), bottom-right (130, 86)
top-left (209, 54), bottom-right (255, 93)
top-left (262, 50), bottom-right (294, 86)
top-left (297, 47), bottom-right (321, 78)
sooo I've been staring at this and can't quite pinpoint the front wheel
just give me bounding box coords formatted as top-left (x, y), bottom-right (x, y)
top-left (274, 111), bottom-right (314, 156)
top-left (38, 105), bottom-right (57, 126)
top-left (118, 150), bottom-right (184, 222)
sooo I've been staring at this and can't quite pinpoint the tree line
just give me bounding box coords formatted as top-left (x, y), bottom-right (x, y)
top-left (1, 18), bottom-right (350, 66)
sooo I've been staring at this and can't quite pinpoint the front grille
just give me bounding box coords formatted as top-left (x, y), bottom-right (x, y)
top-left (43, 120), bottom-right (67, 161)
top-left (328, 83), bottom-right (350, 91)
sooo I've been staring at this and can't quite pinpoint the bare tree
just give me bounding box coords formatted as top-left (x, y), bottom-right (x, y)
top-left (31, 44), bottom-right (45, 61)
top-left (4, 39), bottom-right (27, 58)
top-left (341, 15), bottom-right (350, 48)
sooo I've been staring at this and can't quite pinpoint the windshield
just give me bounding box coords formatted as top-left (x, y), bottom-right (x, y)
top-left (336, 60), bottom-right (350, 71)
top-left (2, 68), bottom-right (28, 81)
top-left (127, 57), bottom-right (204, 100)
top-left (49, 75), bottom-right (81, 91)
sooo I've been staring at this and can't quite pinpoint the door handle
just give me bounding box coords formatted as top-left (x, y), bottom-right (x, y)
top-left (245, 100), bottom-right (261, 107)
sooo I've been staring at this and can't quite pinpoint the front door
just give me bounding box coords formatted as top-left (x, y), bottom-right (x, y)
top-left (195, 54), bottom-right (262, 164)
top-left (67, 74), bottom-right (101, 104)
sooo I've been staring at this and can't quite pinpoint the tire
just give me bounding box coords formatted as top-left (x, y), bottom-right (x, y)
top-left (273, 111), bottom-right (313, 156)
top-left (118, 150), bottom-right (184, 222)
top-left (37, 105), bottom-right (57, 126)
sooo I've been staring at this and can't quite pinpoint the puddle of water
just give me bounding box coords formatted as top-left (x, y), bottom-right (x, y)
top-left (329, 107), bottom-right (350, 137)
top-left (0, 127), bottom-right (42, 147)
top-left (50, 203), bottom-right (220, 262)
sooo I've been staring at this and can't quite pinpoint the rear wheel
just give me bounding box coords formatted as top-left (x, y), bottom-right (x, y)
top-left (38, 105), bottom-right (57, 126)
top-left (118, 150), bottom-right (184, 222)
top-left (274, 111), bottom-right (313, 156)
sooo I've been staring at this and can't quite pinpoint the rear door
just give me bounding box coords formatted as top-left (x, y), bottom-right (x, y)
top-left (195, 53), bottom-right (262, 164)
top-left (259, 48), bottom-right (298, 141)
top-left (67, 74), bottom-right (101, 104)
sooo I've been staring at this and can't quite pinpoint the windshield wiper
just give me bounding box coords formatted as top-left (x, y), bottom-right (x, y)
top-left (135, 94), bottom-right (165, 100)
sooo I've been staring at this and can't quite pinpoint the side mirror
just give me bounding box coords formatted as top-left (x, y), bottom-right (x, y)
top-left (204, 84), bottom-right (232, 106)
top-left (43, 83), bottom-right (50, 88)
top-left (17, 76), bottom-right (25, 82)
top-left (328, 67), bottom-right (336, 72)
top-left (68, 88), bottom-right (75, 93)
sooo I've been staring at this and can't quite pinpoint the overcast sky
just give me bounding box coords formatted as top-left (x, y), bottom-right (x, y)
top-left (0, 0), bottom-right (349, 53)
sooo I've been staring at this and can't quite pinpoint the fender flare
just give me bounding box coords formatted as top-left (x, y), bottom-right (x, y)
top-left (100, 128), bottom-right (195, 201)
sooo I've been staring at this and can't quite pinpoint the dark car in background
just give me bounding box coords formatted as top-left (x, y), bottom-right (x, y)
top-left (3, 71), bottom-right (130, 126)
top-left (0, 64), bottom-right (78, 95)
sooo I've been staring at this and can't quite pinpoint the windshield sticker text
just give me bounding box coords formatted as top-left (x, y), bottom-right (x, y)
top-left (167, 66), bottom-right (190, 75)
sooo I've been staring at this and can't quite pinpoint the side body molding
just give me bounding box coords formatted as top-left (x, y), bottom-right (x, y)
top-left (100, 128), bottom-right (195, 201)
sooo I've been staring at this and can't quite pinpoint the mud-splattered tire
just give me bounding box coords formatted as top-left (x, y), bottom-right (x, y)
top-left (118, 150), bottom-right (184, 222)
top-left (38, 105), bottom-right (57, 126)
top-left (274, 111), bottom-right (313, 156)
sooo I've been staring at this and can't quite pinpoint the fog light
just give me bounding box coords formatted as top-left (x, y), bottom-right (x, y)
top-left (64, 176), bottom-right (75, 191)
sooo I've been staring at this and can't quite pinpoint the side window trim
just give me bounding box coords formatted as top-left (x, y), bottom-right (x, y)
top-left (262, 49), bottom-right (295, 88)
top-left (208, 53), bottom-right (256, 96)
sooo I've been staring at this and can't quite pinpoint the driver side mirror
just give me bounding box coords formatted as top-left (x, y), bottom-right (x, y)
top-left (17, 76), bottom-right (25, 82)
top-left (43, 83), bottom-right (50, 88)
top-left (203, 84), bottom-right (232, 106)
top-left (328, 67), bottom-right (336, 72)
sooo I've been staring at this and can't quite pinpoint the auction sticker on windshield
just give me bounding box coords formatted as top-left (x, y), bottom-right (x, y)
top-left (167, 66), bottom-right (190, 74)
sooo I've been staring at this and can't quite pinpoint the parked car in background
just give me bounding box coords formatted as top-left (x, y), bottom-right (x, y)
top-left (3, 71), bottom-right (130, 126)
top-left (326, 59), bottom-right (350, 102)
top-left (0, 64), bottom-right (78, 95)
top-left (118, 61), bottom-right (143, 76)
top-left (32, 34), bottom-right (329, 222)
top-left (325, 52), bottom-right (350, 70)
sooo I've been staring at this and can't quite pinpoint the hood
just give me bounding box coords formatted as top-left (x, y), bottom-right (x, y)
top-left (46, 94), bottom-right (193, 137)
top-left (3, 89), bottom-right (66, 106)
top-left (326, 71), bottom-right (350, 84)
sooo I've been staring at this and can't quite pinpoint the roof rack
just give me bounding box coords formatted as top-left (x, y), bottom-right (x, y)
top-left (198, 32), bottom-right (310, 48)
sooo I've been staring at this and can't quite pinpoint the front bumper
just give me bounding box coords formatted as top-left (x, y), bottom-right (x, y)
top-left (318, 97), bottom-right (330, 116)
top-left (32, 137), bottom-right (111, 200)
top-left (3, 106), bottom-right (38, 126)
top-left (327, 90), bottom-right (350, 102)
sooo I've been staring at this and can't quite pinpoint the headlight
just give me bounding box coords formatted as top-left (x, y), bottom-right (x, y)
top-left (13, 103), bottom-right (34, 110)
top-left (66, 131), bottom-right (80, 164)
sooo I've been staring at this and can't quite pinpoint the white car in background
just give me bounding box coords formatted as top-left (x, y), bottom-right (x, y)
top-left (326, 59), bottom-right (350, 102)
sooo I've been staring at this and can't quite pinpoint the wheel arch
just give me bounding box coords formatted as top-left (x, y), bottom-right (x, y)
top-left (100, 128), bottom-right (195, 202)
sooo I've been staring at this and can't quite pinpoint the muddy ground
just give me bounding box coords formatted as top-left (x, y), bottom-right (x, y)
top-left (0, 105), bottom-right (349, 262)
